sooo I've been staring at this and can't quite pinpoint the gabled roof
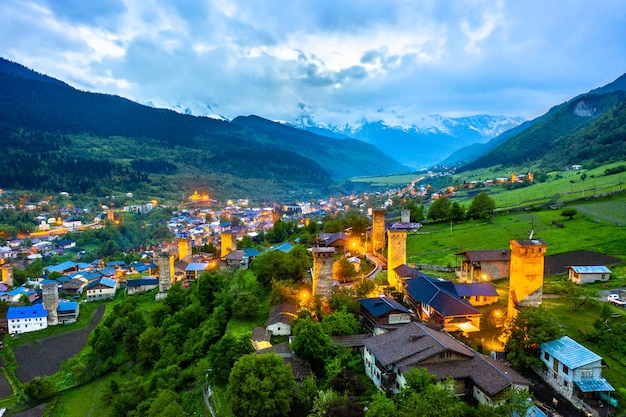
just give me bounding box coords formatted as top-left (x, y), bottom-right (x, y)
top-left (272, 242), bottom-right (293, 253)
top-left (404, 275), bottom-right (480, 316)
top-left (364, 321), bottom-right (474, 368)
top-left (7, 304), bottom-right (47, 319)
top-left (358, 297), bottom-right (410, 318)
top-left (99, 267), bottom-right (117, 277)
top-left (86, 277), bottom-right (117, 290)
top-left (567, 265), bottom-right (611, 274)
top-left (540, 336), bottom-right (602, 369)
top-left (455, 250), bottom-right (510, 262)
top-left (244, 248), bottom-right (262, 257)
top-left (364, 322), bottom-right (530, 396)
top-left (57, 301), bottom-right (78, 312)
top-left (393, 264), bottom-right (423, 279)
top-left (224, 250), bottom-right (245, 261)
top-left (105, 260), bottom-right (126, 267)
top-left (186, 263), bottom-right (209, 271)
top-left (265, 302), bottom-right (298, 326)
top-left (453, 282), bottom-right (499, 297)
top-left (45, 260), bottom-right (77, 273)
top-left (126, 277), bottom-right (159, 287)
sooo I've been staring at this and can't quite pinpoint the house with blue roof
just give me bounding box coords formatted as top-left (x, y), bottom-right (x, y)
top-left (126, 277), bottom-right (159, 295)
top-left (399, 266), bottom-right (481, 334)
top-left (57, 301), bottom-right (79, 324)
top-left (567, 265), bottom-right (611, 284)
top-left (7, 304), bottom-right (48, 334)
top-left (271, 242), bottom-right (293, 253)
top-left (539, 336), bottom-right (615, 410)
top-left (45, 260), bottom-right (78, 275)
top-left (185, 263), bottom-right (209, 281)
top-left (358, 296), bottom-right (411, 334)
top-left (85, 277), bottom-right (117, 301)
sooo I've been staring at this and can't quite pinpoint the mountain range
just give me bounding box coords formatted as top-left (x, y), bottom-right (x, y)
top-left (0, 56), bottom-right (625, 202)
top-left (286, 114), bottom-right (524, 169)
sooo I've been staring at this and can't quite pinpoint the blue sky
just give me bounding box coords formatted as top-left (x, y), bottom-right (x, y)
top-left (2, 0), bottom-right (625, 126)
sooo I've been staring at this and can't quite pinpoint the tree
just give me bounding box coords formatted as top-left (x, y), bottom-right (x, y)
top-left (231, 291), bottom-right (259, 319)
top-left (397, 369), bottom-right (467, 417)
top-left (448, 202), bottom-right (465, 223)
top-left (566, 281), bottom-right (598, 311)
top-left (427, 196), bottom-right (451, 222)
top-left (334, 256), bottom-right (358, 283)
top-left (291, 316), bottom-right (333, 372)
top-left (467, 192), bottom-right (496, 220)
top-left (208, 333), bottom-right (254, 382)
top-left (322, 310), bottom-right (361, 336)
top-left (405, 200), bottom-right (425, 222)
top-left (504, 306), bottom-right (564, 369)
top-left (225, 353), bottom-right (295, 417)
top-left (355, 279), bottom-right (375, 298)
top-left (365, 391), bottom-right (398, 417)
top-left (146, 389), bottom-right (184, 417)
top-left (24, 377), bottom-right (58, 400)
top-left (560, 208), bottom-right (578, 220)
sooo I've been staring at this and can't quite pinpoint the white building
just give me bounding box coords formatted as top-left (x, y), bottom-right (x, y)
top-left (567, 265), bottom-right (611, 284)
top-left (7, 304), bottom-right (48, 334)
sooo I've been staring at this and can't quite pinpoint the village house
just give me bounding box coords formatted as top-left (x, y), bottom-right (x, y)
top-left (358, 296), bottom-right (412, 335)
top-left (399, 267), bottom-right (482, 333)
top-left (57, 301), bottom-right (80, 324)
top-left (185, 263), bottom-right (209, 281)
top-left (85, 277), bottom-right (117, 301)
top-left (362, 321), bottom-right (531, 406)
top-left (567, 265), bottom-right (611, 284)
top-left (7, 304), bottom-right (48, 334)
top-left (455, 249), bottom-right (511, 282)
top-left (125, 277), bottom-right (159, 295)
top-left (538, 336), bottom-right (614, 413)
top-left (264, 302), bottom-right (298, 336)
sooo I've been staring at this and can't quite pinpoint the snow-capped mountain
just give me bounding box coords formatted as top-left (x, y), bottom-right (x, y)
top-left (286, 114), bottom-right (524, 169)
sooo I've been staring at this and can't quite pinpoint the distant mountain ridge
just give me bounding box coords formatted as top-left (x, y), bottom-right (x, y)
top-left (459, 73), bottom-right (626, 172)
top-left (286, 114), bottom-right (524, 168)
top-left (0, 57), bottom-right (408, 202)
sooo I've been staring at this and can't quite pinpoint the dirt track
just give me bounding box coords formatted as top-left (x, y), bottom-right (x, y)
top-left (13, 305), bottom-right (105, 383)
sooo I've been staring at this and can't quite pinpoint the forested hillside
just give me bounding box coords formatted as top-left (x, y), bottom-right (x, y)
top-left (0, 58), bottom-right (407, 202)
top-left (459, 73), bottom-right (626, 172)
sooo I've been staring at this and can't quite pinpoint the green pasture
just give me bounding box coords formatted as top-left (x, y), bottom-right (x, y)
top-left (406, 194), bottom-right (626, 266)
top-left (350, 172), bottom-right (425, 187)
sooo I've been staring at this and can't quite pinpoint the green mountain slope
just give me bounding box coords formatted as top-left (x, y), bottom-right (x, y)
top-left (0, 58), bottom-right (407, 201)
top-left (460, 74), bottom-right (626, 172)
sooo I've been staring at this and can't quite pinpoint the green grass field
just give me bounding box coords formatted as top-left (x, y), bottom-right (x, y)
top-left (406, 193), bottom-right (626, 266)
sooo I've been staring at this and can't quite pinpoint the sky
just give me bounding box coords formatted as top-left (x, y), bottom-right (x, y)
top-left (2, 0), bottom-right (626, 127)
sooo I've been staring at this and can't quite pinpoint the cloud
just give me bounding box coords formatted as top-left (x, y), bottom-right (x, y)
top-left (1, 0), bottom-right (625, 125)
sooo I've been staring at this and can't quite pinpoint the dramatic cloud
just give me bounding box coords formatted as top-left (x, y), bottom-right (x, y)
top-left (1, 0), bottom-right (625, 125)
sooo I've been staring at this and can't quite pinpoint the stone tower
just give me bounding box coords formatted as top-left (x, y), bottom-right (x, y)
top-left (194, 234), bottom-right (203, 249)
top-left (371, 208), bottom-right (386, 253)
top-left (507, 239), bottom-right (547, 320)
top-left (157, 251), bottom-right (174, 294)
top-left (272, 209), bottom-right (280, 223)
top-left (312, 247), bottom-right (335, 299)
top-left (401, 208), bottom-right (410, 224)
top-left (178, 237), bottom-right (192, 261)
top-left (387, 230), bottom-right (407, 289)
top-left (1, 264), bottom-right (14, 287)
top-left (41, 280), bottom-right (59, 326)
top-left (220, 231), bottom-right (236, 258)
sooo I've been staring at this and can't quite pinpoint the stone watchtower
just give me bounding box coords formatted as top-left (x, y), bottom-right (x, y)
top-left (312, 247), bottom-right (335, 299)
top-left (387, 230), bottom-right (407, 289)
top-left (41, 279), bottom-right (59, 326)
top-left (178, 237), bottom-right (192, 262)
top-left (157, 251), bottom-right (174, 294)
top-left (0, 264), bottom-right (14, 286)
top-left (220, 231), bottom-right (236, 258)
top-left (507, 239), bottom-right (547, 320)
top-left (371, 208), bottom-right (386, 253)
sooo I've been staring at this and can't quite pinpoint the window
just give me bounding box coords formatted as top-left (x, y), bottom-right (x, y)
top-left (581, 369), bottom-right (593, 379)
top-left (562, 364), bottom-right (569, 375)
top-left (544, 351), bottom-right (549, 361)
top-left (564, 380), bottom-right (568, 387)
top-left (440, 351), bottom-right (452, 359)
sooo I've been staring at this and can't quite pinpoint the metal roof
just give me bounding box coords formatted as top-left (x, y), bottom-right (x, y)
top-left (541, 336), bottom-right (602, 369)
top-left (454, 283), bottom-right (499, 297)
top-left (575, 378), bottom-right (614, 392)
top-left (7, 304), bottom-right (48, 319)
top-left (358, 297), bottom-right (410, 317)
top-left (185, 263), bottom-right (209, 271)
top-left (568, 265), bottom-right (611, 274)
